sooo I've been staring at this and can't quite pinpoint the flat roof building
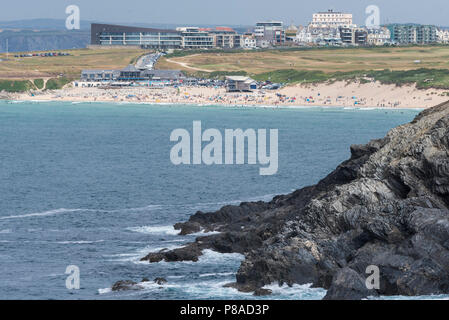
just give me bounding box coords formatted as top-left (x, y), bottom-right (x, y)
top-left (311, 9), bottom-right (353, 28)
top-left (254, 21), bottom-right (285, 47)
top-left (387, 24), bottom-right (437, 44)
top-left (225, 76), bottom-right (257, 92)
top-left (177, 27), bottom-right (215, 49)
top-left (91, 23), bottom-right (182, 49)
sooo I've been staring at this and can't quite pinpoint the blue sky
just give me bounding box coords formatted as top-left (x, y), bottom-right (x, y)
top-left (2, 0), bottom-right (448, 26)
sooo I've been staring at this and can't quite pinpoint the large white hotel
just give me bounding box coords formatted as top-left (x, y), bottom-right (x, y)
top-left (310, 9), bottom-right (354, 28)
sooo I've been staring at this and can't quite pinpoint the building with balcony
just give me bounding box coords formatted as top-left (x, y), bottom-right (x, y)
top-left (254, 21), bottom-right (285, 47)
top-left (366, 27), bottom-right (391, 46)
top-left (387, 24), bottom-right (437, 44)
top-left (81, 69), bottom-right (121, 82)
top-left (91, 23), bottom-right (182, 49)
top-left (207, 27), bottom-right (242, 48)
top-left (339, 27), bottom-right (368, 45)
top-left (177, 27), bottom-right (215, 49)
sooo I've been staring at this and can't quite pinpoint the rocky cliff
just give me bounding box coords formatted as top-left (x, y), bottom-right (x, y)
top-left (142, 101), bottom-right (449, 300)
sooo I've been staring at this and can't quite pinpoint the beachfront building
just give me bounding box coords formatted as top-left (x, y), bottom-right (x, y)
top-left (366, 27), bottom-right (391, 46)
top-left (437, 28), bottom-right (449, 44)
top-left (254, 21), bottom-right (285, 47)
top-left (141, 70), bottom-right (186, 82)
top-left (242, 33), bottom-right (257, 49)
top-left (387, 24), bottom-right (437, 45)
top-left (310, 10), bottom-right (353, 29)
top-left (176, 27), bottom-right (215, 49)
top-left (81, 69), bottom-right (120, 82)
top-left (91, 24), bottom-right (182, 49)
top-left (225, 76), bottom-right (257, 92)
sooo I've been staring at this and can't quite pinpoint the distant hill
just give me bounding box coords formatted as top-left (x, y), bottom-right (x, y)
top-left (0, 30), bottom-right (90, 53)
top-left (0, 19), bottom-right (252, 52)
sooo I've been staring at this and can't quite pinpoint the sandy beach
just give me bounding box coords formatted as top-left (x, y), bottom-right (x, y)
top-left (4, 80), bottom-right (449, 109)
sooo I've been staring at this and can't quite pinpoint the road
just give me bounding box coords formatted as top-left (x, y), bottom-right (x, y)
top-left (135, 52), bottom-right (165, 70)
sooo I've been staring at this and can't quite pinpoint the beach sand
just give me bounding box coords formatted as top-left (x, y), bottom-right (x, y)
top-left (5, 81), bottom-right (449, 109)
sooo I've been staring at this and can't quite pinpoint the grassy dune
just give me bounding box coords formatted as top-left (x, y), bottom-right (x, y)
top-left (157, 46), bottom-right (449, 88)
top-left (0, 47), bottom-right (147, 80)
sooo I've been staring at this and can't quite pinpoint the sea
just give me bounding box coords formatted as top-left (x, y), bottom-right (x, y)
top-left (1, 100), bottom-right (444, 300)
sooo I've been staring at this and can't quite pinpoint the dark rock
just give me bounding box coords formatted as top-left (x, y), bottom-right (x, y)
top-left (154, 277), bottom-right (168, 285)
top-left (253, 288), bottom-right (272, 296)
top-left (324, 268), bottom-right (377, 300)
top-left (141, 278), bottom-right (150, 283)
top-left (141, 101), bottom-right (449, 299)
top-left (111, 280), bottom-right (143, 292)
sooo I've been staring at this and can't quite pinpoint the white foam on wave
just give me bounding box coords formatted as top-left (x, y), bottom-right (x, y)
top-left (199, 272), bottom-right (235, 278)
top-left (0, 208), bottom-right (87, 220)
top-left (56, 240), bottom-right (105, 245)
top-left (262, 283), bottom-right (326, 300)
top-left (98, 287), bottom-right (112, 295)
top-left (127, 225), bottom-right (180, 236)
top-left (198, 249), bottom-right (244, 264)
top-left (0, 229), bottom-right (12, 234)
top-left (0, 204), bottom-right (166, 221)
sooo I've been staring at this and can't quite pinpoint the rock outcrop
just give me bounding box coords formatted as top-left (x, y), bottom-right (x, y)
top-left (141, 101), bottom-right (449, 300)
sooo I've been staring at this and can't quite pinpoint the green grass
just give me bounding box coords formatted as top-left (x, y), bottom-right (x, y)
top-left (33, 79), bottom-right (44, 90)
top-left (250, 68), bottom-right (449, 89)
top-left (45, 77), bottom-right (72, 90)
top-left (0, 80), bottom-right (33, 92)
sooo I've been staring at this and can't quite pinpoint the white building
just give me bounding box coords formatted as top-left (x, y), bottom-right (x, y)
top-left (310, 9), bottom-right (353, 28)
top-left (294, 26), bottom-right (314, 44)
top-left (437, 28), bottom-right (449, 43)
top-left (366, 27), bottom-right (391, 46)
top-left (176, 27), bottom-right (215, 49)
top-left (242, 33), bottom-right (257, 49)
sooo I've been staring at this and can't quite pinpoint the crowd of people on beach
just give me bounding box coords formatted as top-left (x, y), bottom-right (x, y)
top-left (7, 80), bottom-right (447, 109)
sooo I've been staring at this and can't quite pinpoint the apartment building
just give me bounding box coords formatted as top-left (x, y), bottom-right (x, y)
top-left (366, 27), bottom-right (391, 46)
top-left (242, 33), bottom-right (257, 49)
top-left (254, 21), bottom-right (285, 46)
top-left (176, 27), bottom-right (215, 49)
top-left (339, 27), bottom-right (368, 45)
top-left (387, 24), bottom-right (437, 44)
top-left (437, 28), bottom-right (449, 44)
top-left (206, 27), bottom-right (242, 48)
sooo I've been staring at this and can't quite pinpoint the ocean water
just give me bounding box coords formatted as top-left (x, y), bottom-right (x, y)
top-left (0, 101), bottom-right (425, 300)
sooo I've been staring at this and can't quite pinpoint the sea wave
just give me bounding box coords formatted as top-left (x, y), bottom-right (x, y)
top-left (0, 208), bottom-right (87, 220)
top-left (127, 225), bottom-right (180, 236)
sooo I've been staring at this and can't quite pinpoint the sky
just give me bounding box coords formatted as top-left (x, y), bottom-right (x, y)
top-left (1, 0), bottom-right (448, 26)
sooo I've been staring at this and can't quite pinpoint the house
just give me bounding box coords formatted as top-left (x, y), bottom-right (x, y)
top-left (225, 76), bottom-right (257, 92)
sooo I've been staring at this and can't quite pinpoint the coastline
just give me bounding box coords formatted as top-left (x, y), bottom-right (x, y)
top-left (2, 80), bottom-right (448, 109)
